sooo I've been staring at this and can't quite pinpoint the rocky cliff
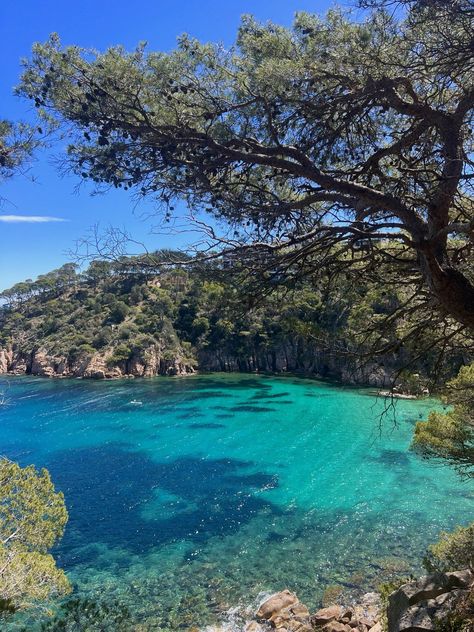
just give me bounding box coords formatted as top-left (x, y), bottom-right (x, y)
top-left (0, 345), bottom-right (195, 379)
top-left (0, 341), bottom-right (397, 386)
top-left (0, 259), bottom-right (445, 388)
top-left (198, 346), bottom-right (396, 388)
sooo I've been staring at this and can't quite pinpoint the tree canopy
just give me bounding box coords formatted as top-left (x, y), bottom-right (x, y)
top-left (17, 1), bottom-right (474, 338)
top-left (0, 120), bottom-right (44, 188)
top-left (0, 458), bottom-right (70, 615)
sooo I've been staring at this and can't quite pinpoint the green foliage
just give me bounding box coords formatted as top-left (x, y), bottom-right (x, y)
top-left (107, 343), bottom-right (132, 366)
top-left (0, 458), bottom-right (70, 615)
top-left (413, 364), bottom-right (474, 477)
top-left (424, 523), bottom-right (474, 573)
top-left (107, 300), bottom-right (129, 324)
top-left (0, 253), bottom-right (469, 385)
top-left (0, 119), bottom-right (43, 183)
top-left (77, 343), bottom-right (96, 356)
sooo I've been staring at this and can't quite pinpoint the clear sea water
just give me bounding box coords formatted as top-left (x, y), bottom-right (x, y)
top-left (0, 374), bottom-right (472, 630)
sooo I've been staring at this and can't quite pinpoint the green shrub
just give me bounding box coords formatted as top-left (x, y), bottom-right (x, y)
top-left (108, 301), bottom-right (130, 324)
top-left (0, 459), bottom-right (70, 615)
top-left (92, 328), bottom-right (112, 350)
top-left (425, 523), bottom-right (474, 572)
top-left (68, 343), bottom-right (95, 358)
top-left (106, 344), bottom-right (131, 366)
top-left (118, 324), bottom-right (139, 340)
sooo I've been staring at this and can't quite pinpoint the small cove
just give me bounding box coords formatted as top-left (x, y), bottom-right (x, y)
top-left (1, 373), bottom-right (471, 630)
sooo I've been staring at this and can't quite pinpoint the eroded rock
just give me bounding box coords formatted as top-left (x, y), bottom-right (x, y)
top-left (311, 605), bottom-right (343, 626)
top-left (256, 590), bottom-right (299, 620)
top-left (0, 348), bottom-right (12, 373)
top-left (255, 590), bottom-right (313, 632)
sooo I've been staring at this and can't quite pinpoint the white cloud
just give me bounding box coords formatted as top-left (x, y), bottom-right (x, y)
top-left (0, 215), bottom-right (68, 224)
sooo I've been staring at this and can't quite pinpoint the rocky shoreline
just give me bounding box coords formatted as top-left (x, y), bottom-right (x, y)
top-left (227, 568), bottom-right (473, 632)
top-left (0, 346), bottom-right (195, 379)
top-left (0, 346), bottom-right (429, 398)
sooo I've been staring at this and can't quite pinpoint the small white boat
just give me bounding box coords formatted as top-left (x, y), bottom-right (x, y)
top-left (129, 400), bottom-right (143, 406)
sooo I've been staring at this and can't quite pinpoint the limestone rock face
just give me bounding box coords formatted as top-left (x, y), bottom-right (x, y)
top-left (397, 589), bottom-right (469, 631)
top-left (127, 354), bottom-right (146, 377)
top-left (445, 569), bottom-right (474, 588)
top-left (0, 343), bottom-right (195, 379)
top-left (69, 352), bottom-right (120, 379)
top-left (0, 348), bottom-right (12, 373)
top-left (319, 621), bottom-right (352, 632)
top-left (10, 354), bottom-right (28, 374)
top-left (31, 350), bottom-right (57, 377)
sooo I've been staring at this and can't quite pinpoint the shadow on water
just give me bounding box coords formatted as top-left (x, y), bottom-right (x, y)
top-left (188, 422), bottom-right (226, 429)
top-left (176, 411), bottom-right (206, 420)
top-left (181, 390), bottom-right (234, 399)
top-left (372, 450), bottom-right (411, 467)
top-left (191, 377), bottom-right (272, 391)
top-left (251, 392), bottom-right (291, 400)
top-left (230, 405), bottom-right (277, 413)
top-left (47, 445), bottom-right (281, 565)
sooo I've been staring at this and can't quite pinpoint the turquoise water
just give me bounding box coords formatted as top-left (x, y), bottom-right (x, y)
top-left (1, 374), bottom-right (472, 630)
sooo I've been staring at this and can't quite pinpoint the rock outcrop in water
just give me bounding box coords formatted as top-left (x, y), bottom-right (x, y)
top-left (254, 589), bottom-right (312, 631)
top-left (244, 589), bottom-right (381, 632)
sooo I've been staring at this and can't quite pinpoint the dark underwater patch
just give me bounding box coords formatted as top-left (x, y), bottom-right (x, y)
top-left (188, 423), bottom-right (225, 429)
top-left (176, 411), bottom-right (206, 420)
top-left (251, 391), bottom-right (291, 400)
top-left (46, 445), bottom-right (282, 565)
top-left (189, 391), bottom-right (234, 399)
top-left (230, 405), bottom-right (277, 413)
top-left (375, 450), bottom-right (411, 466)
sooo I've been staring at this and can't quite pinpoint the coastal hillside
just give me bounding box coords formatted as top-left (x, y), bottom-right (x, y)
top-left (0, 254), bottom-right (465, 388)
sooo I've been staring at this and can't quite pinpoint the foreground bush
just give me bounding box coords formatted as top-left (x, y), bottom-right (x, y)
top-left (0, 458), bottom-right (70, 615)
top-left (425, 523), bottom-right (474, 573)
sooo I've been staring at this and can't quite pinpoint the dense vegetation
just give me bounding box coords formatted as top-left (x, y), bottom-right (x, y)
top-left (0, 253), bottom-right (469, 388)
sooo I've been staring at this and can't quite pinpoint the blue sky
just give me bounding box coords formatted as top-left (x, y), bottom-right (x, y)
top-left (0, 0), bottom-right (347, 291)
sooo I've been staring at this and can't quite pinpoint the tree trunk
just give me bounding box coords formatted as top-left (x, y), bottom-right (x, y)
top-left (421, 248), bottom-right (474, 330)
